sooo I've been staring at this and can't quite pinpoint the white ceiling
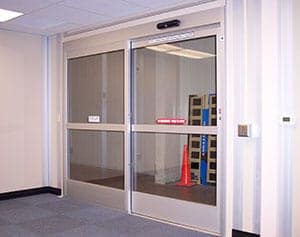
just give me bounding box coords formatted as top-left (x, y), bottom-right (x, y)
top-left (0, 0), bottom-right (210, 36)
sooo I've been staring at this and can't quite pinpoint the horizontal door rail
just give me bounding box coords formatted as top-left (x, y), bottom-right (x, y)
top-left (66, 123), bottom-right (126, 131)
top-left (132, 124), bottom-right (218, 135)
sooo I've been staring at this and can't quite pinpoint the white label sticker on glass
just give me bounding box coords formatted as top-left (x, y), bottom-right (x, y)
top-left (88, 115), bottom-right (100, 123)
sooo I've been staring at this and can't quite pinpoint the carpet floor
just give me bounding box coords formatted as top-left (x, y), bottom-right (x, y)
top-left (0, 194), bottom-right (217, 237)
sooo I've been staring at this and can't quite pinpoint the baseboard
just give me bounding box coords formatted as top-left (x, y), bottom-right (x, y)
top-left (232, 229), bottom-right (260, 237)
top-left (0, 186), bottom-right (61, 201)
top-left (46, 187), bottom-right (62, 195)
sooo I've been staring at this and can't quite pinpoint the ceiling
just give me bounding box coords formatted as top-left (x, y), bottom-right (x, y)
top-left (0, 0), bottom-right (209, 36)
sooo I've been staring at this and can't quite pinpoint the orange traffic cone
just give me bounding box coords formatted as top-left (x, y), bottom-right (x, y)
top-left (176, 144), bottom-right (196, 187)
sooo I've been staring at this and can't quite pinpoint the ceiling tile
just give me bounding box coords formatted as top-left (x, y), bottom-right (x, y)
top-left (124, 0), bottom-right (180, 9)
top-left (180, 0), bottom-right (214, 5)
top-left (0, 0), bottom-right (61, 14)
top-left (124, 0), bottom-right (209, 10)
top-left (31, 4), bottom-right (111, 25)
top-left (61, 0), bottom-right (149, 18)
top-left (0, 19), bottom-right (80, 35)
top-left (0, 23), bottom-right (44, 35)
top-left (0, 0), bottom-right (210, 35)
top-left (1, 14), bottom-right (65, 30)
top-left (45, 22), bottom-right (80, 35)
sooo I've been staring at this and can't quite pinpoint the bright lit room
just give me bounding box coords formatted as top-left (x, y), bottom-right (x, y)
top-left (0, 1), bottom-right (299, 237)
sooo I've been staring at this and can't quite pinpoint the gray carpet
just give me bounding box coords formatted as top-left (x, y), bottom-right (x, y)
top-left (0, 194), bottom-right (216, 237)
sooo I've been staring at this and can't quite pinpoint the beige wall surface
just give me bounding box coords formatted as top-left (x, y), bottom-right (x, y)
top-left (0, 30), bottom-right (43, 193)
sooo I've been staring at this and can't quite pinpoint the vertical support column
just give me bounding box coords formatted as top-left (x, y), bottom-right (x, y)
top-left (62, 36), bottom-right (68, 196)
top-left (124, 40), bottom-right (132, 213)
top-left (242, 0), bottom-right (262, 233)
top-left (42, 36), bottom-right (50, 187)
top-left (101, 55), bottom-right (108, 168)
top-left (292, 0), bottom-right (300, 237)
top-left (224, 1), bottom-right (234, 236)
top-left (225, 0), bottom-right (247, 234)
top-left (279, 0), bottom-right (293, 236)
top-left (260, 0), bottom-right (280, 236)
top-left (230, 0), bottom-right (246, 230)
top-left (48, 34), bottom-right (63, 191)
top-left (239, 1), bottom-right (255, 231)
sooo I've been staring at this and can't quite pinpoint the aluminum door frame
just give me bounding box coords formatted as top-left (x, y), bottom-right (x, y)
top-left (63, 41), bottom-right (130, 211)
top-left (130, 25), bottom-right (224, 235)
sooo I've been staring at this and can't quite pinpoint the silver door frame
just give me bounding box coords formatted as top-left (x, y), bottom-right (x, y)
top-left (129, 25), bottom-right (224, 235)
top-left (63, 41), bottom-right (129, 210)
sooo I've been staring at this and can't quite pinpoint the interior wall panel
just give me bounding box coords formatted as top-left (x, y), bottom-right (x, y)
top-left (0, 30), bottom-right (44, 193)
top-left (49, 34), bottom-right (63, 189)
top-left (228, 0), bottom-right (261, 234)
top-left (292, 0), bottom-right (300, 236)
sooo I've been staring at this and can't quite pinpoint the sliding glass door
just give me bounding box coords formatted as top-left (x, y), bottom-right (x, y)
top-left (66, 45), bottom-right (127, 210)
top-left (64, 22), bottom-right (224, 235)
top-left (131, 28), bottom-right (223, 234)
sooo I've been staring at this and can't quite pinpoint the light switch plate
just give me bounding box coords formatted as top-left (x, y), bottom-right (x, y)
top-left (238, 124), bottom-right (250, 137)
top-left (280, 115), bottom-right (296, 126)
top-left (88, 115), bottom-right (100, 123)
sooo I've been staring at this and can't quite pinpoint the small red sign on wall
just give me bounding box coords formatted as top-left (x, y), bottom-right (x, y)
top-left (156, 118), bottom-right (186, 125)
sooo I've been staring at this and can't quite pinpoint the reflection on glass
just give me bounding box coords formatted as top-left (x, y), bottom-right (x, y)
top-left (68, 50), bottom-right (124, 124)
top-left (133, 36), bottom-right (216, 125)
top-left (69, 130), bottom-right (124, 190)
top-left (132, 133), bottom-right (217, 205)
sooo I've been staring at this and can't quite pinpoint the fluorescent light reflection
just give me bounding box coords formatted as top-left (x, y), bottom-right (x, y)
top-left (146, 44), bottom-right (215, 59)
top-left (147, 44), bottom-right (181, 52)
top-left (0, 8), bottom-right (23, 22)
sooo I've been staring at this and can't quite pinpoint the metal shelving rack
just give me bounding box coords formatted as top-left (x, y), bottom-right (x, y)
top-left (188, 93), bottom-right (217, 185)
top-left (206, 94), bottom-right (217, 184)
top-left (188, 95), bottom-right (202, 184)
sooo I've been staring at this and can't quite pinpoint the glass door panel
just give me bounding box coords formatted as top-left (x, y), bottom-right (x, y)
top-left (68, 50), bottom-right (124, 124)
top-left (66, 47), bottom-right (126, 210)
top-left (132, 132), bottom-right (217, 205)
top-left (67, 49), bottom-right (125, 186)
top-left (69, 130), bottom-right (124, 190)
top-left (133, 36), bottom-right (216, 126)
top-left (131, 33), bottom-right (221, 233)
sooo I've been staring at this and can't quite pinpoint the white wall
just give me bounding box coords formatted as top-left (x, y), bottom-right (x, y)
top-left (292, 0), bottom-right (300, 236)
top-left (0, 30), bottom-right (44, 193)
top-left (227, 0), bottom-right (261, 233)
top-left (49, 34), bottom-right (63, 188)
top-left (228, 1), bottom-right (294, 236)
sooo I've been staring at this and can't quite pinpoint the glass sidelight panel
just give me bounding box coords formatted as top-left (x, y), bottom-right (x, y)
top-left (132, 132), bottom-right (217, 205)
top-left (132, 36), bottom-right (216, 125)
top-left (68, 50), bottom-right (124, 124)
top-left (68, 130), bottom-right (124, 190)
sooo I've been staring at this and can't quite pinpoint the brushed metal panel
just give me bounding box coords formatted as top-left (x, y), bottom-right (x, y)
top-left (132, 191), bottom-right (220, 235)
top-left (67, 179), bottom-right (125, 210)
